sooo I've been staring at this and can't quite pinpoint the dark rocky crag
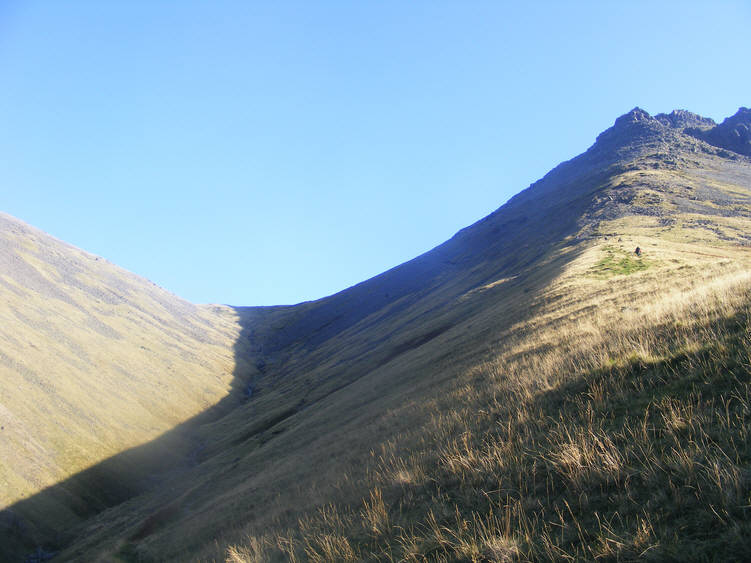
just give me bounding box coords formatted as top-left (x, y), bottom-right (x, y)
top-left (650, 106), bottom-right (751, 157)
top-left (696, 107), bottom-right (751, 157)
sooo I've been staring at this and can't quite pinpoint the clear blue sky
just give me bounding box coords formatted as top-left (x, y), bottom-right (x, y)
top-left (2, 2), bottom-right (749, 305)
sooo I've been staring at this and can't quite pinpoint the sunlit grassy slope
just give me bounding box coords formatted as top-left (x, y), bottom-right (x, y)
top-left (211, 149), bottom-right (751, 561)
top-left (0, 213), bottom-right (254, 554)
top-left (221, 242), bottom-right (751, 563)
top-left (6, 108), bottom-right (751, 561)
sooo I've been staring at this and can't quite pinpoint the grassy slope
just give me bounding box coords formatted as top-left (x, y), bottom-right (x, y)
top-left (224, 235), bottom-right (751, 562)
top-left (67, 235), bottom-right (751, 563)
top-left (272, 247), bottom-right (751, 562)
top-left (0, 213), bottom-right (250, 556)
top-left (44, 117), bottom-right (751, 561)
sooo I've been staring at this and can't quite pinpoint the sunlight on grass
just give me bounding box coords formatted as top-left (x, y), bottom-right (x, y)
top-left (222, 246), bottom-right (751, 562)
top-left (590, 245), bottom-right (649, 277)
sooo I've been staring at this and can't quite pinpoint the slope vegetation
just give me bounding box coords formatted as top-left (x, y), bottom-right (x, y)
top-left (213, 108), bottom-right (751, 561)
top-left (0, 214), bottom-right (254, 558)
top-left (3, 107), bottom-right (751, 561)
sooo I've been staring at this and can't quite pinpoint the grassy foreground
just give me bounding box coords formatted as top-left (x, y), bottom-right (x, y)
top-left (222, 241), bottom-right (751, 562)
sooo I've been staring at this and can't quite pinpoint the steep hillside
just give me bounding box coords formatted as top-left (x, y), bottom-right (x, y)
top-left (4, 107), bottom-right (751, 561)
top-left (209, 108), bottom-right (751, 561)
top-left (0, 214), bottom-right (256, 558)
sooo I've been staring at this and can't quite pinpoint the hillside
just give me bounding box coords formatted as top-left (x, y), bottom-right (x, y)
top-left (0, 215), bottom-right (257, 558)
top-left (3, 107), bottom-right (751, 561)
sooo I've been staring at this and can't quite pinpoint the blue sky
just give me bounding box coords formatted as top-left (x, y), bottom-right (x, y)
top-left (2, 1), bottom-right (750, 305)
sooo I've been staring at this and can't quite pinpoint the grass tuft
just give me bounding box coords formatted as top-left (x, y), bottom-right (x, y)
top-left (591, 245), bottom-right (650, 277)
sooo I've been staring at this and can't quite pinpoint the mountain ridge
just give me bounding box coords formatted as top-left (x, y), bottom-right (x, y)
top-left (595, 105), bottom-right (751, 159)
top-left (0, 212), bottom-right (256, 558)
top-left (2, 106), bottom-right (751, 561)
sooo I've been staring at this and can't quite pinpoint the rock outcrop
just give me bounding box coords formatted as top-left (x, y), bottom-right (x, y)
top-left (696, 107), bottom-right (751, 156)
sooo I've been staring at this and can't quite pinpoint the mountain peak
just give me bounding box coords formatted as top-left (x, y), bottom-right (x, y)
top-left (699, 106), bottom-right (751, 156)
top-left (593, 106), bottom-right (751, 159)
top-left (655, 109), bottom-right (715, 131)
top-left (615, 106), bottom-right (653, 125)
top-left (593, 107), bottom-right (666, 152)
top-left (726, 106), bottom-right (751, 121)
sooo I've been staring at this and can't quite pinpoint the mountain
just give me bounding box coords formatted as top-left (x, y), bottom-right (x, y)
top-left (3, 106), bottom-right (751, 561)
top-left (684, 107), bottom-right (751, 156)
top-left (0, 214), bottom-right (258, 558)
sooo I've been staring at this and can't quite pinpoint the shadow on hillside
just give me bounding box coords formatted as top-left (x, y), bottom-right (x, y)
top-left (3, 249), bottom-right (586, 561)
top-left (2, 160), bottom-right (615, 561)
top-left (0, 314), bottom-right (264, 561)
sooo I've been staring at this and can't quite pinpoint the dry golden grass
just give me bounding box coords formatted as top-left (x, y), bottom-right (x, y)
top-left (218, 239), bottom-right (751, 562)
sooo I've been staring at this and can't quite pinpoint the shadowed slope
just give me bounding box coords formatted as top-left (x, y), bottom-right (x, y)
top-left (225, 106), bottom-right (751, 404)
top-left (3, 107), bottom-right (751, 561)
